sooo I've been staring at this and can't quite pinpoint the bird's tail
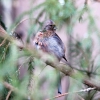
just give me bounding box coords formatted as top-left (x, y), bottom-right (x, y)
top-left (58, 71), bottom-right (62, 94)
top-left (58, 56), bottom-right (68, 94)
top-left (63, 56), bottom-right (68, 62)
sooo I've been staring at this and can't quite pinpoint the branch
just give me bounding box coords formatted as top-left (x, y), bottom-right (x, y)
top-left (84, 79), bottom-right (100, 91)
top-left (44, 59), bottom-right (100, 91)
top-left (3, 81), bottom-right (27, 99)
top-left (46, 87), bottom-right (96, 100)
top-left (3, 82), bottom-right (14, 91)
top-left (1, 26), bottom-right (100, 92)
top-left (0, 38), bottom-right (6, 47)
top-left (6, 90), bottom-right (12, 100)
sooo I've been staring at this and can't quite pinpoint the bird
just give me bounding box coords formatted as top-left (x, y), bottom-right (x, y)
top-left (33, 20), bottom-right (68, 94)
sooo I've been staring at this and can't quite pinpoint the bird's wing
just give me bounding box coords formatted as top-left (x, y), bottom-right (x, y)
top-left (53, 33), bottom-right (65, 52)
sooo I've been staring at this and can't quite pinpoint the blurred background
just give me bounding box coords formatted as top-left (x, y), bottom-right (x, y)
top-left (0, 0), bottom-right (100, 100)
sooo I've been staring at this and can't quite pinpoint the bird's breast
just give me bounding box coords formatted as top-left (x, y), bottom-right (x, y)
top-left (41, 36), bottom-right (65, 60)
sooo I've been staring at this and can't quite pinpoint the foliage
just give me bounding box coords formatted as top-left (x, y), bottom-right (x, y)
top-left (0, 0), bottom-right (100, 100)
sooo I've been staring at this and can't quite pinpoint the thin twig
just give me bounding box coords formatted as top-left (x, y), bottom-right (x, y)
top-left (76, 94), bottom-right (85, 100)
top-left (3, 82), bottom-right (14, 91)
top-left (16, 56), bottom-right (32, 74)
top-left (11, 18), bottom-right (35, 34)
top-left (0, 38), bottom-right (6, 47)
top-left (46, 87), bottom-right (96, 100)
top-left (37, 65), bottom-right (47, 77)
top-left (6, 90), bottom-right (12, 100)
top-left (0, 42), bottom-right (10, 63)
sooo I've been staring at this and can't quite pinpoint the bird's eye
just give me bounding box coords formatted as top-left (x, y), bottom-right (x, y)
top-left (35, 42), bottom-right (38, 45)
top-left (49, 25), bottom-right (53, 26)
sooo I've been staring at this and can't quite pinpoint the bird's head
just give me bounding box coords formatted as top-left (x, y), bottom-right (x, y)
top-left (42, 20), bottom-right (57, 32)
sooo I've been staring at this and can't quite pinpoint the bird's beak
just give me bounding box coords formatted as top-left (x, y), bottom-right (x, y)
top-left (54, 26), bottom-right (57, 30)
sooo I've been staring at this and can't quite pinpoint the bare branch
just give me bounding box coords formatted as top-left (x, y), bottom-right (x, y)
top-left (0, 38), bottom-right (6, 47)
top-left (3, 82), bottom-right (14, 91)
top-left (6, 90), bottom-right (12, 100)
top-left (46, 87), bottom-right (96, 100)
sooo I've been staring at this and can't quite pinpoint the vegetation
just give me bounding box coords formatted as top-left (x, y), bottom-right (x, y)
top-left (0, 0), bottom-right (100, 100)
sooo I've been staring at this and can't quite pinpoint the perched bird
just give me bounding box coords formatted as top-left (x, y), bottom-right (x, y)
top-left (33, 20), bottom-right (68, 94)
